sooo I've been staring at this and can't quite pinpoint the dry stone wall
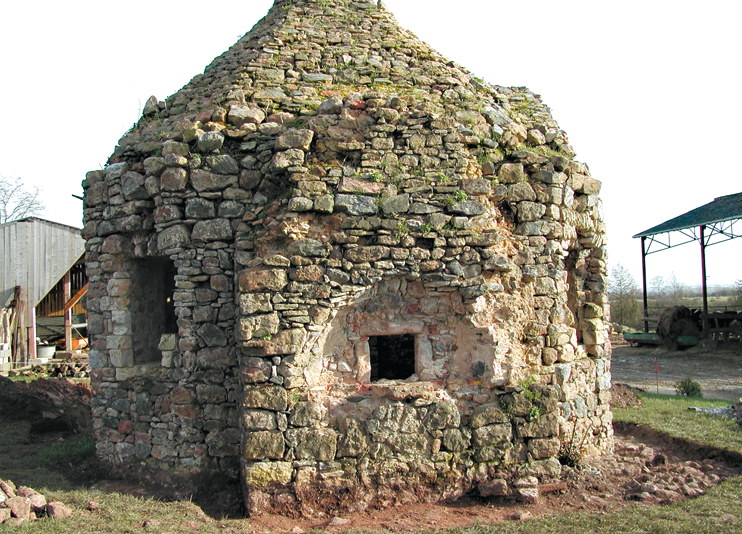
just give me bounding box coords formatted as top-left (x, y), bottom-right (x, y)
top-left (83, 0), bottom-right (611, 515)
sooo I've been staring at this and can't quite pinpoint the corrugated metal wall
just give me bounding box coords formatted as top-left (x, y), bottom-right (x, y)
top-left (0, 218), bottom-right (85, 308)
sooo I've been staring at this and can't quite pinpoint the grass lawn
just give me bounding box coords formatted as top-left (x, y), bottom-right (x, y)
top-left (1, 393), bottom-right (741, 533)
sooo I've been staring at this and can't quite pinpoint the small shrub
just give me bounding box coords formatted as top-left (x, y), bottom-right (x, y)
top-left (559, 418), bottom-right (593, 468)
top-left (675, 377), bottom-right (702, 398)
top-left (521, 376), bottom-right (542, 421)
top-left (445, 190), bottom-right (468, 207)
top-left (394, 219), bottom-right (409, 238)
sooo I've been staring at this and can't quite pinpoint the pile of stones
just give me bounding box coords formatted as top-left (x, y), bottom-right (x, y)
top-left (594, 440), bottom-right (736, 505)
top-left (619, 442), bottom-right (733, 503)
top-left (0, 479), bottom-right (72, 525)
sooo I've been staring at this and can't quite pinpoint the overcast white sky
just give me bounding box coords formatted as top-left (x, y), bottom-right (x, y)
top-left (1, 0), bottom-right (740, 287)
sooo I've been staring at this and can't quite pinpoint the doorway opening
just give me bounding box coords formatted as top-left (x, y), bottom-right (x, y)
top-left (130, 257), bottom-right (177, 364)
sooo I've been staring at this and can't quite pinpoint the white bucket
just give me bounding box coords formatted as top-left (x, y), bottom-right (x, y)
top-left (36, 345), bottom-right (56, 359)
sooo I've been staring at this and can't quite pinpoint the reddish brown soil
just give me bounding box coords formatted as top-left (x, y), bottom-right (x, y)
top-left (0, 375), bottom-right (91, 433)
top-left (610, 383), bottom-right (643, 409)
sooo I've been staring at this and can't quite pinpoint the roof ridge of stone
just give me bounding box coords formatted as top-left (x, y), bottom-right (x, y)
top-left (109, 0), bottom-right (576, 164)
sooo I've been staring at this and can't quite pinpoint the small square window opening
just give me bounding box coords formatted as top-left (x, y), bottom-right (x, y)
top-left (369, 334), bottom-right (416, 381)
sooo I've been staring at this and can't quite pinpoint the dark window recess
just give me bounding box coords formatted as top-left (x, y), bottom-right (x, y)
top-left (369, 334), bottom-right (416, 381)
top-left (130, 257), bottom-right (178, 364)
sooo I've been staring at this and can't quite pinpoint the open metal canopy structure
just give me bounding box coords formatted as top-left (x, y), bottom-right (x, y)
top-left (633, 192), bottom-right (742, 330)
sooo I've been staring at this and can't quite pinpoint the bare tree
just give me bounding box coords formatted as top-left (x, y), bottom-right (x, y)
top-left (733, 280), bottom-right (742, 307)
top-left (667, 272), bottom-right (686, 302)
top-left (650, 275), bottom-right (668, 308)
top-left (608, 263), bottom-right (641, 328)
top-left (0, 175), bottom-right (45, 224)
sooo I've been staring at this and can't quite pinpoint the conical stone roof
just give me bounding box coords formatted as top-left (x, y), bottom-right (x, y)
top-left (108, 0), bottom-right (578, 173)
top-left (83, 0), bottom-right (610, 516)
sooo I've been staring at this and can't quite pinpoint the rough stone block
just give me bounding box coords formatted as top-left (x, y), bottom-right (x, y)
top-left (286, 428), bottom-right (337, 461)
top-left (229, 105), bottom-right (266, 127)
top-left (276, 129), bottom-right (314, 151)
top-left (313, 194), bottom-right (334, 212)
top-left (121, 171), bottom-right (148, 200)
top-left (191, 169), bottom-right (235, 191)
top-left (479, 479), bottom-right (509, 497)
top-left (337, 418), bottom-right (369, 458)
top-left (196, 131), bottom-right (224, 152)
top-left (470, 403), bottom-right (508, 427)
top-left (472, 423), bottom-right (513, 447)
top-left (473, 445), bottom-right (508, 462)
top-left (196, 384), bottom-right (226, 404)
top-left (334, 193), bottom-right (379, 215)
top-left (288, 197), bottom-right (313, 211)
top-left (448, 200), bottom-right (485, 216)
top-left (270, 149), bottom-right (305, 171)
top-left (157, 224), bottom-right (190, 250)
top-left (243, 430), bottom-right (285, 460)
top-left (498, 163), bottom-right (525, 183)
top-left (344, 246), bottom-right (390, 263)
top-left (516, 413), bottom-right (559, 439)
top-left (243, 409), bottom-right (277, 430)
top-left (46, 501), bottom-right (73, 519)
top-left (243, 385), bottom-right (288, 411)
top-left (528, 437), bottom-right (561, 460)
top-left (243, 461), bottom-right (293, 487)
top-left (240, 357), bottom-right (272, 383)
top-left (238, 268), bottom-right (288, 292)
top-left (289, 401), bottom-right (323, 427)
top-left (442, 428), bottom-right (470, 452)
top-left (240, 293), bottom-right (274, 315)
top-left (381, 194), bottom-right (410, 214)
top-left (196, 347), bottom-right (236, 370)
top-left (425, 400), bottom-right (461, 430)
top-left (185, 198), bottom-right (216, 218)
top-left (289, 265), bottom-right (324, 282)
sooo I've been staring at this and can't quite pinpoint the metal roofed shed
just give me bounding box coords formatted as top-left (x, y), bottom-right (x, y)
top-left (0, 217), bottom-right (87, 366)
top-left (633, 192), bottom-right (742, 333)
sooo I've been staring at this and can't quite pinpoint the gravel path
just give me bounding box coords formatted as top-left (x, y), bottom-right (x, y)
top-left (611, 341), bottom-right (742, 402)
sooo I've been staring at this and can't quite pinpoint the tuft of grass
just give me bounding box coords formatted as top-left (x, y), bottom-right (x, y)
top-left (40, 434), bottom-right (96, 463)
top-left (446, 190), bottom-right (468, 207)
top-left (394, 219), bottom-right (409, 238)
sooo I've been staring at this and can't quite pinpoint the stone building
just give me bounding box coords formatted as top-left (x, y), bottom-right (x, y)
top-left (83, 0), bottom-right (611, 516)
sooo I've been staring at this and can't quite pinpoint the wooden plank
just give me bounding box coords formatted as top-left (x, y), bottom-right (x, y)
top-left (64, 271), bottom-right (72, 351)
top-left (64, 283), bottom-right (88, 312)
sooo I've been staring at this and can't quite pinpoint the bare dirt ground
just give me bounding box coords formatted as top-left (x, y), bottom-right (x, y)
top-left (611, 337), bottom-right (742, 402)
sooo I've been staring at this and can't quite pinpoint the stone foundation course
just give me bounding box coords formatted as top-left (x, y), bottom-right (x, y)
top-left (83, 0), bottom-right (611, 515)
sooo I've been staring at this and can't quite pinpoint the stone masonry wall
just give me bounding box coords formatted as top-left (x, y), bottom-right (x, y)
top-left (83, 0), bottom-right (611, 514)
